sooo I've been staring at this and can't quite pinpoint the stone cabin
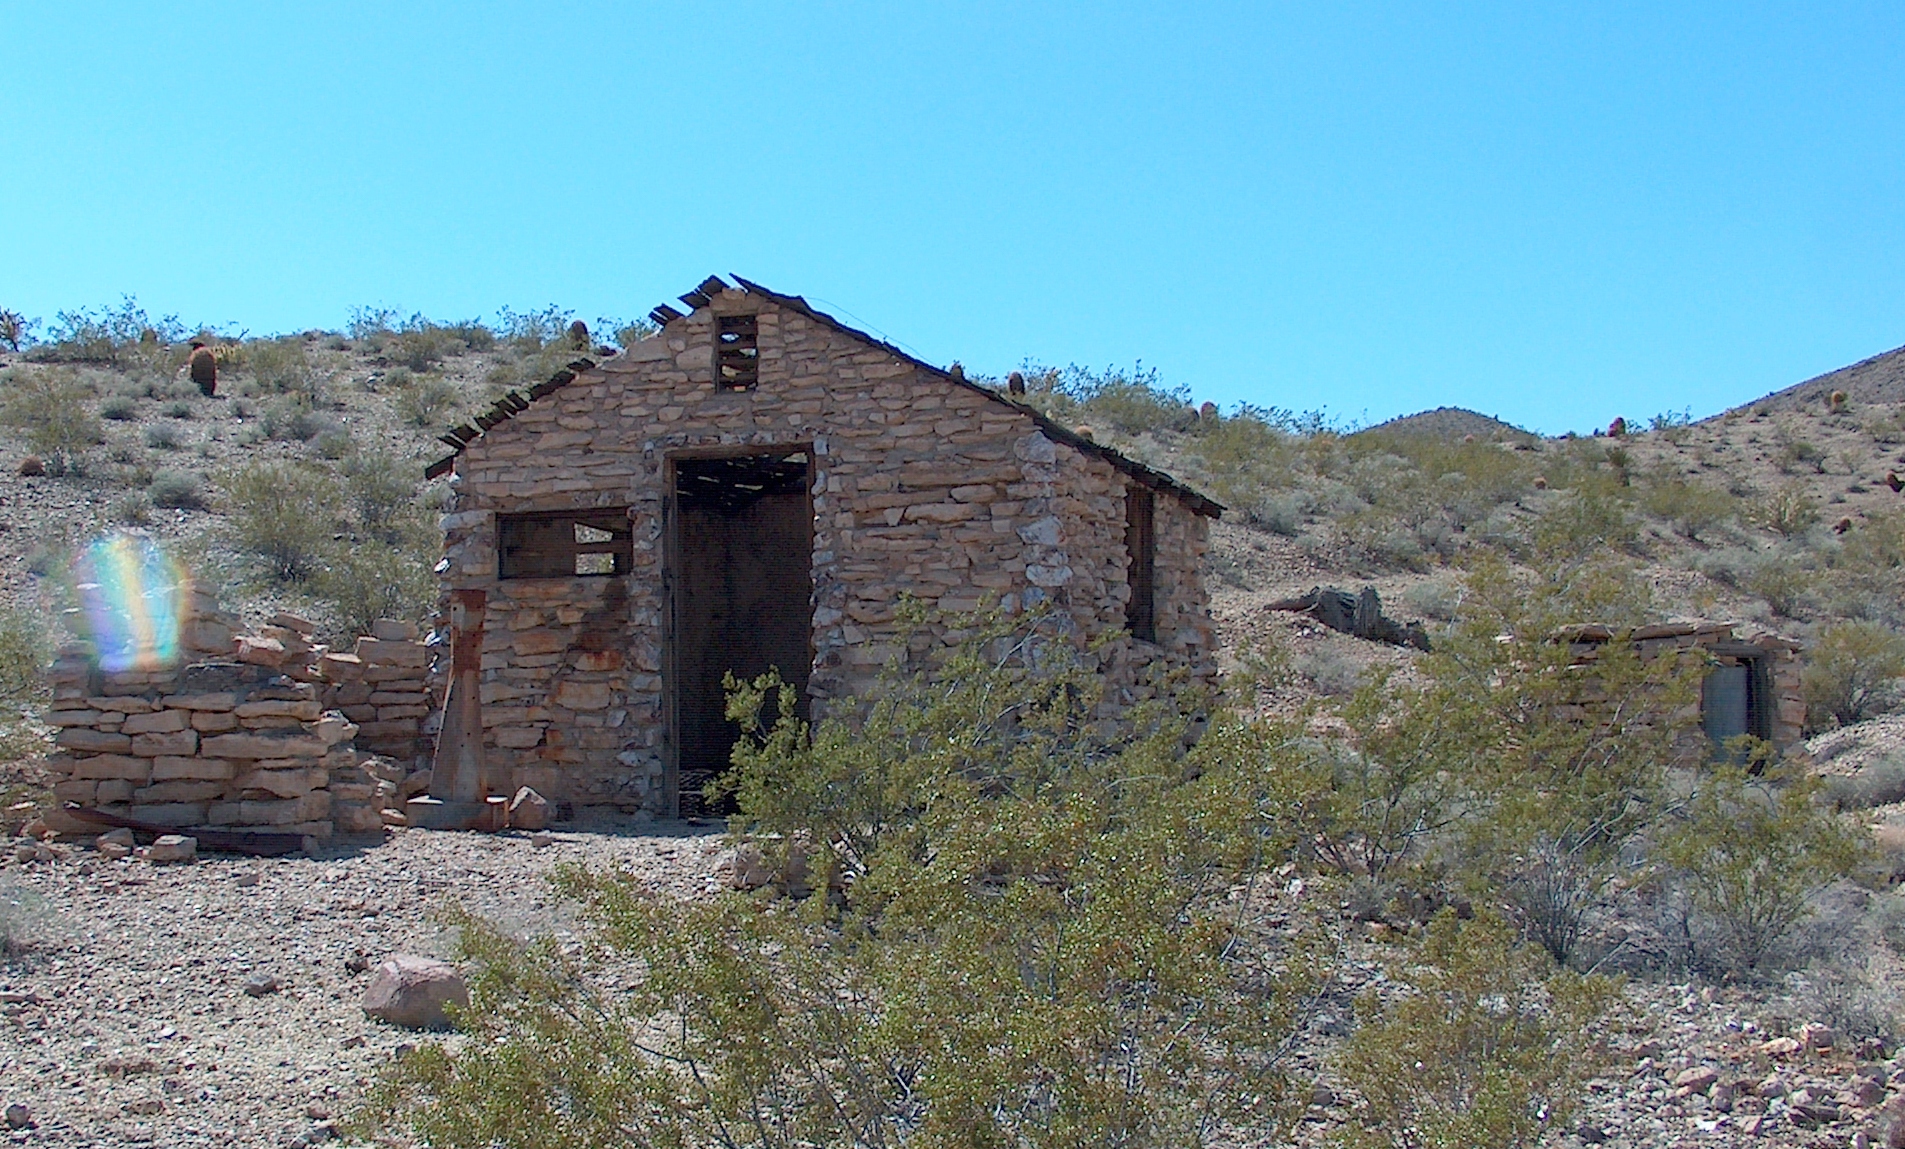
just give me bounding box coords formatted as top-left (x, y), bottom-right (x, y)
top-left (425, 275), bottom-right (1224, 816)
top-left (1561, 622), bottom-right (1804, 755)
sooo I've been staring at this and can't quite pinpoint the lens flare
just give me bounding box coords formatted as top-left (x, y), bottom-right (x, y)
top-left (74, 533), bottom-right (186, 673)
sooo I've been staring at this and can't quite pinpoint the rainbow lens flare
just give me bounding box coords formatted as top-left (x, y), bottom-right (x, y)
top-left (74, 533), bottom-right (187, 673)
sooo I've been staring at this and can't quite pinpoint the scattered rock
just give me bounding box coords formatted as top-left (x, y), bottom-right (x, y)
top-left (145, 834), bottom-right (197, 863)
top-left (242, 974), bottom-right (281, 997)
top-left (1673, 1065), bottom-right (1720, 1094)
top-left (344, 951), bottom-right (371, 974)
top-left (235, 872), bottom-right (261, 887)
top-left (97, 841), bottom-right (131, 861)
top-left (4, 1103), bottom-right (32, 1130)
top-left (1856, 1077), bottom-right (1889, 1108)
top-left (728, 842), bottom-right (774, 890)
top-left (1801, 1022), bottom-right (1837, 1050)
top-left (1757, 1036), bottom-right (1803, 1057)
top-left (95, 828), bottom-right (135, 851)
top-left (362, 954), bottom-right (468, 1030)
top-left (507, 786), bottom-right (549, 831)
top-left (530, 831), bottom-right (553, 849)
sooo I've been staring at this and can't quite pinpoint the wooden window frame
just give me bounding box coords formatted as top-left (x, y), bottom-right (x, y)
top-left (498, 508), bottom-right (633, 580)
top-left (1125, 486), bottom-right (1156, 643)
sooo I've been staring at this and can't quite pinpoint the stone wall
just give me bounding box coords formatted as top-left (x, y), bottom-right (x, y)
top-left (1566, 622), bottom-right (1805, 757)
top-left (42, 598), bottom-right (438, 843)
top-left (435, 281), bottom-right (1220, 813)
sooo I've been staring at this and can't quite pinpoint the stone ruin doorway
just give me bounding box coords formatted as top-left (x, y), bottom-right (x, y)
top-left (1702, 644), bottom-right (1771, 759)
top-left (665, 448), bottom-right (815, 817)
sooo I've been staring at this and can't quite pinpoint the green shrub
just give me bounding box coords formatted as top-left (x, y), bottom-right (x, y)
top-left (358, 607), bottom-right (1319, 1148)
top-left (394, 374), bottom-right (459, 427)
top-left (1804, 621), bottom-right (1905, 728)
top-left (1742, 554), bottom-right (1816, 618)
top-left (604, 316), bottom-right (657, 348)
top-left (348, 305), bottom-right (400, 341)
top-left (142, 423), bottom-right (184, 450)
top-left (0, 367), bottom-right (104, 474)
top-left (342, 451), bottom-right (422, 540)
top-left (219, 460), bottom-right (338, 581)
top-left (148, 468), bottom-right (206, 510)
top-left (0, 604), bottom-right (51, 763)
top-left (1640, 477), bottom-right (1735, 540)
top-left (110, 491), bottom-right (151, 525)
top-left (1386, 551), bottom-right (1698, 964)
top-left (313, 536), bottom-right (436, 640)
top-left (393, 325), bottom-right (453, 372)
top-left (260, 396), bottom-right (337, 442)
top-left (1660, 759), bottom-right (1870, 972)
top-left (495, 304), bottom-right (573, 350)
top-left (98, 394), bottom-right (138, 421)
top-left (246, 337), bottom-right (325, 400)
top-left (40, 296), bottom-right (180, 363)
top-left (313, 427), bottom-right (354, 459)
top-left (1777, 439), bottom-right (1827, 474)
top-left (1333, 909), bottom-right (1618, 1149)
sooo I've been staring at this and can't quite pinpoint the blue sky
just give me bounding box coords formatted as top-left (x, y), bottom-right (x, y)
top-left (3, 3), bottom-right (1901, 434)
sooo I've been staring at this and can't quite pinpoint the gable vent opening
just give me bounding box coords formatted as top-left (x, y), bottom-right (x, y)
top-left (716, 314), bottom-right (759, 390)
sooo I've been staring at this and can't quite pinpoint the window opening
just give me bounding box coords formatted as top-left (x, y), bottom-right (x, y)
top-left (1125, 486), bottom-right (1156, 643)
top-left (498, 509), bottom-right (632, 579)
top-left (716, 314), bottom-right (759, 390)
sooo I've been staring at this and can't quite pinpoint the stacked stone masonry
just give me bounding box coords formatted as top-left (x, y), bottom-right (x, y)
top-left (435, 278), bottom-right (1222, 815)
top-left (43, 599), bottom-right (439, 843)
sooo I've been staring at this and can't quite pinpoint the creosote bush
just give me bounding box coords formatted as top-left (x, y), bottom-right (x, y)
top-left (357, 607), bottom-right (1324, 1148)
top-left (219, 460), bottom-right (338, 582)
top-left (1660, 754), bottom-right (1871, 972)
top-left (1333, 909), bottom-right (1619, 1149)
top-left (1804, 621), bottom-right (1905, 729)
top-left (0, 367), bottom-right (103, 475)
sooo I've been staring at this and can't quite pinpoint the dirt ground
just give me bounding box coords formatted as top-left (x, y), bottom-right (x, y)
top-left (1, 819), bottom-right (727, 1147)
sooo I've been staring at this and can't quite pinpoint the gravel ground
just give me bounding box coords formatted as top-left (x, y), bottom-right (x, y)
top-left (1, 819), bottom-right (727, 1148)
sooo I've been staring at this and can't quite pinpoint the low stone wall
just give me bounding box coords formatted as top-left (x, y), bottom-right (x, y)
top-left (43, 601), bottom-right (443, 844)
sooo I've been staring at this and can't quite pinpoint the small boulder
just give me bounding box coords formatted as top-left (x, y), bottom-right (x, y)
top-left (1673, 1066), bottom-right (1720, 1095)
top-left (4, 1103), bottom-right (33, 1130)
top-left (507, 786), bottom-right (549, 831)
top-left (529, 831), bottom-right (553, 849)
top-left (1855, 1076), bottom-right (1888, 1108)
top-left (242, 973), bottom-right (281, 997)
top-left (362, 954), bottom-right (468, 1030)
top-left (728, 843), bottom-right (774, 890)
top-left (1801, 1022), bottom-right (1837, 1050)
top-left (16, 456), bottom-right (43, 477)
top-left (95, 828), bottom-right (135, 851)
top-left (146, 834), bottom-right (197, 863)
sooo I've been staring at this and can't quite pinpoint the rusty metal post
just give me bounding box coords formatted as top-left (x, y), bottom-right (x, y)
top-left (413, 589), bottom-right (491, 829)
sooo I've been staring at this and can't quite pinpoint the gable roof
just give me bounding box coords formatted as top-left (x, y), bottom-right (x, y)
top-left (426, 274), bottom-right (1223, 519)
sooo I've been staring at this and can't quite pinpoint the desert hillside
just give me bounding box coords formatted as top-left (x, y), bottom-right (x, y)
top-left (7, 305), bottom-right (1905, 1146)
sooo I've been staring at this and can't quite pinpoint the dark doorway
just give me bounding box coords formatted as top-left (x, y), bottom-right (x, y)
top-left (667, 449), bottom-right (813, 817)
top-left (1702, 652), bottom-right (1769, 757)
